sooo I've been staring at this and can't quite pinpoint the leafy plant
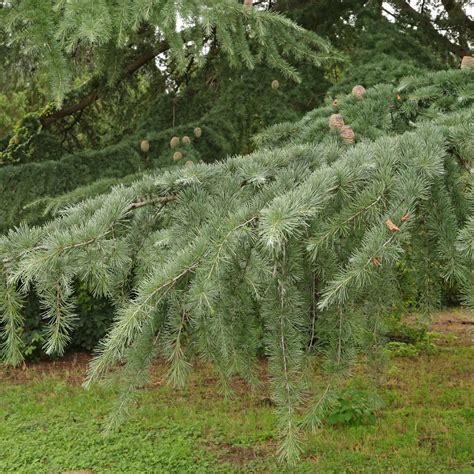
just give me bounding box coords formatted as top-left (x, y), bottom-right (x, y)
top-left (326, 389), bottom-right (378, 426)
top-left (20, 329), bottom-right (44, 361)
top-left (384, 330), bottom-right (444, 358)
top-left (384, 341), bottom-right (420, 358)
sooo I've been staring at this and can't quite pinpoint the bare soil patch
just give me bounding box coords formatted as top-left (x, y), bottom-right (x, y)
top-left (208, 440), bottom-right (274, 467)
top-left (2, 309), bottom-right (470, 387)
top-left (404, 308), bottom-right (473, 346)
top-left (428, 309), bottom-right (473, 345)
top-left (0, 352), bottom-right (91, 384)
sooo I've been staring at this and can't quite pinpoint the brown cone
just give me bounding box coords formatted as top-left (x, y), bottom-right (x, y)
top-left (461, 56), bottom-right (474, 69)
top-left (352, 85), bottom-right (366, 98)
top-left (329, 114), bottom-right (345, 129)
top-left (140, 140), bottom-right (150, 153)
top-left (340, 125), bottom-right (355, 144)
top-left (170, 136), bottom-right (180, 148)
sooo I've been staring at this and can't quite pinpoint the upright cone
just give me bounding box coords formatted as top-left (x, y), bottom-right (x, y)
top-left (140, 140), bottom-right (150, 153)
top-left (329, 114), bottom-right (345, 129)
top-left (352, 85), bottom-right (366, 98)
top-left (461, 56), bottom-right (474, 70)
top-left (340, 125), bottom-right (355, 144)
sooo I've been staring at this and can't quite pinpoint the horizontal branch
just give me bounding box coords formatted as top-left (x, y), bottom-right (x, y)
top-left (388, 0), bottom-right (469, 57)
top-left (1, 195), bottom-right (176, 265)
top-left (440, 0), bottom-right (474, 34)
top-left (41, 41), bottom-right (169, 127)
top-left (127, 195), bottom-right (176, 210)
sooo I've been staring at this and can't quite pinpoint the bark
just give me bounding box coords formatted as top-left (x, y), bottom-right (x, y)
top-left (439, 0), bottom-right (474, 53)
top-left (440, 0), bottom-right (474, 34)
top-left (388, 0), bottom-right (470, 57)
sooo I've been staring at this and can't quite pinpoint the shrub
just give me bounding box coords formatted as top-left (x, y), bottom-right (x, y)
top-left (326, 389), bottom-right (378, 426)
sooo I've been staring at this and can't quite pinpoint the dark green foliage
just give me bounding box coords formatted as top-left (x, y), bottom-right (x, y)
top-left (0, 91), bottom-right (30, 140)
top-left (19, 293), bottom-right (44, 361)
top-left (71, 286), bottom-right (115, 352)
top-left (0, 0), bottom-right (331, 106)
top-left (0, 0), bottom-right (333, 169)
top-left (19, 285), bottom-right (115, 360)
top-left (277, 1), bottom-right (451, 96)
top-left (0, 112), bottom-right (64, 165)
top-left (0, 141), bottom-right (147, 232)
top-left (326, 15), bottom-right (446, 96)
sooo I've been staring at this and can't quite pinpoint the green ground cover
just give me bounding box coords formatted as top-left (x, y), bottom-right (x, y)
top-left (1, 310), bottom-right (472, 473)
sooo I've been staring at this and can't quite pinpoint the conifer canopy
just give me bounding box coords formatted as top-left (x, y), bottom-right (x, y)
top-left (1, 66), bottom-right (473, 462)
top-left (0, 0), bottom-right (332, 107)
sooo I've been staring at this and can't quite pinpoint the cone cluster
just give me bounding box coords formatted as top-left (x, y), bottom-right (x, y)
top-left (327, 84), bottom-right (367, 144)
top-left (168, 129), bottom-right (203, 161)
top-left (329, 114), bottom-right (355, 144)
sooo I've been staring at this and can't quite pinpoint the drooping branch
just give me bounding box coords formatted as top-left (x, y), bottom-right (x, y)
top-left (1, 194), bottom-right (177, 265)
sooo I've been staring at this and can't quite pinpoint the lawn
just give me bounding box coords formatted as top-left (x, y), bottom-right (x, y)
top-left (1, 309), bottom-right (472, 473)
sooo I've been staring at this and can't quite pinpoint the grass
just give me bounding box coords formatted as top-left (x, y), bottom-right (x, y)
top-left (0, 309), bottom-right (473, 473)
